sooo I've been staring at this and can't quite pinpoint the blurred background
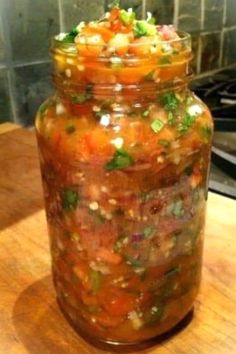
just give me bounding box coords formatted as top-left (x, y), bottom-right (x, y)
top-left (0, 0), bottom-right (235, 126)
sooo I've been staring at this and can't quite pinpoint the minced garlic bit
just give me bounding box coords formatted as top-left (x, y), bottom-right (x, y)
top-left (100, 114), bottom-right (111, 127)
top-left (105, 212), bottom-right (113, 220)
top-left (128, 311), bottom-right (143, 330)
top-left (157, 155), bottom-right (165, 164)
top-left (188, 103), bottom-right (203, 116)
top-left (89, 201), bottom-right (99, 210)
top-left (101, 185), bottom-right (108, 193)
top-left (77, 64), bottom-right (84, 71)
top-left (66, 58), bottom-right (75, 65)
top-left (65, 68), bottom-right (71, 77)
top-left (110, 137), bottom-right (124, 149)
top-left (92, 105), bottom-right (101, 112)
top-left (113, 276), bottom-right (124, 284)
top-left (110, 57), bottom-right (123, 65)
top-left (56, 103), bottom-right (65, 115)
top-left (108, 198), bottom-right (117, 205)
top-left (114, 83), bottom-right (123, 92)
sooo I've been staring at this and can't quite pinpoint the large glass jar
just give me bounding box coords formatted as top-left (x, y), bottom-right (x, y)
top-left (35, 32), bottom-right (213, 347)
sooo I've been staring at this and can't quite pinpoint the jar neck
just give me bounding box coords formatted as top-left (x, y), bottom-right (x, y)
top-left (51, 33), bottom-right (193, 102)
top-left (54, 79), bottom-right (191, 106)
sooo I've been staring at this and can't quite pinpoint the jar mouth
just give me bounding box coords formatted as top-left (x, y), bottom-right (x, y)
top-left (52, 31), bottom-right (191, 58)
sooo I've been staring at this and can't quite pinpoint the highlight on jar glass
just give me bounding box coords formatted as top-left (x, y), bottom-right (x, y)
top-left (35, 0), bottom-right (213, 348)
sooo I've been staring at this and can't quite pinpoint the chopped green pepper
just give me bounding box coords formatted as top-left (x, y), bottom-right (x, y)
top-left (120, 9), bottom-right (136, 26)
top-left (151, 119), bottom-right (164, 133)
top-left (105, 149), bottom-right (134, 171)
top-left (133, 21), bottom-right (156, 37)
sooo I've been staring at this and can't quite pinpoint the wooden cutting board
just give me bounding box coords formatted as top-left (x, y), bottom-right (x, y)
top-left (0, 123), bottom-right (236, 354)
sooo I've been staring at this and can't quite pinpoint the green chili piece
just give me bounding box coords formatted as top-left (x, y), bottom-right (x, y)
top-left (165, 266), bottom-right (180, 277)
top-left (105, 149), bottom-right (134, 171)
top-left (142, 109), bottom-right (150, 118)
top-left (158, 139), bottom-right (170, 147)
top-left (143, 226), bottom-right (155, 239)
top-left (133, 21), bottom-right (156, 37)
top-left (125, 255), bottom-right (143, 268)
top-left (151, 119), bottom-right (164, 133)
top-left (120, 9), bottom-right (135, 26)
top-left (89, 269), bottom-right (101, 294)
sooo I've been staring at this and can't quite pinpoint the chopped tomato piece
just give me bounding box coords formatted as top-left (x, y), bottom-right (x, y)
top-left (96, 247), bottom-right (122, 265)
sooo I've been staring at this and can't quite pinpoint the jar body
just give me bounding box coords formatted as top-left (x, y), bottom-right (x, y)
top-left (36, 80), bottom-right (212, 344)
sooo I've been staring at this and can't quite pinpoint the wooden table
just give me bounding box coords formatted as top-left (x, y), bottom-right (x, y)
top-left (0, 123), bottom-right (236, 354)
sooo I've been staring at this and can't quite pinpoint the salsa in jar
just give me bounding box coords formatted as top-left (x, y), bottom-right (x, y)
top-left (35, 1), bottom-right (213, 347)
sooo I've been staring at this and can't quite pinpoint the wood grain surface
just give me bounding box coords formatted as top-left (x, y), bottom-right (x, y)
top-left (0, 123), bottom-right (236, 354)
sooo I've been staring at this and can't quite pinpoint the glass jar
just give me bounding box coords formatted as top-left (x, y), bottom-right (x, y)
top-left (35, 33), bottom-right (213, 347)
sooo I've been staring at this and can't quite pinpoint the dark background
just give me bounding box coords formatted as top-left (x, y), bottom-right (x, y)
top-left (0, 0), bottom-right (236, 126)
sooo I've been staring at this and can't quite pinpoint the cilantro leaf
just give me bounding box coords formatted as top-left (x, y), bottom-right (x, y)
top-left (65, 123), bottom-right (76, 134)
top-left (199, 125), bottom-right (212, 142)
top-left (134, 21), bottom-right (156, 37)
top-left (61, 27), bottom-right (78, 43)
top-left (61, 189), bottom-right (79, 211)
top-left (109, 0), bottom-right (120, 8)
top-left (178, 113), bottom-right (197, 134)
top-left (71, 85), bottom-right (93, 104)
top-left (159, 56), bottom-right (172, 65)
top-left (143, 227), bottom-right (155, 239)
top-left (160, 92), bottom-right (180, 111)
top-left (105, 149), bottom-right (134, 171)
top-left (151, 119), bottom-right (164, 133)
